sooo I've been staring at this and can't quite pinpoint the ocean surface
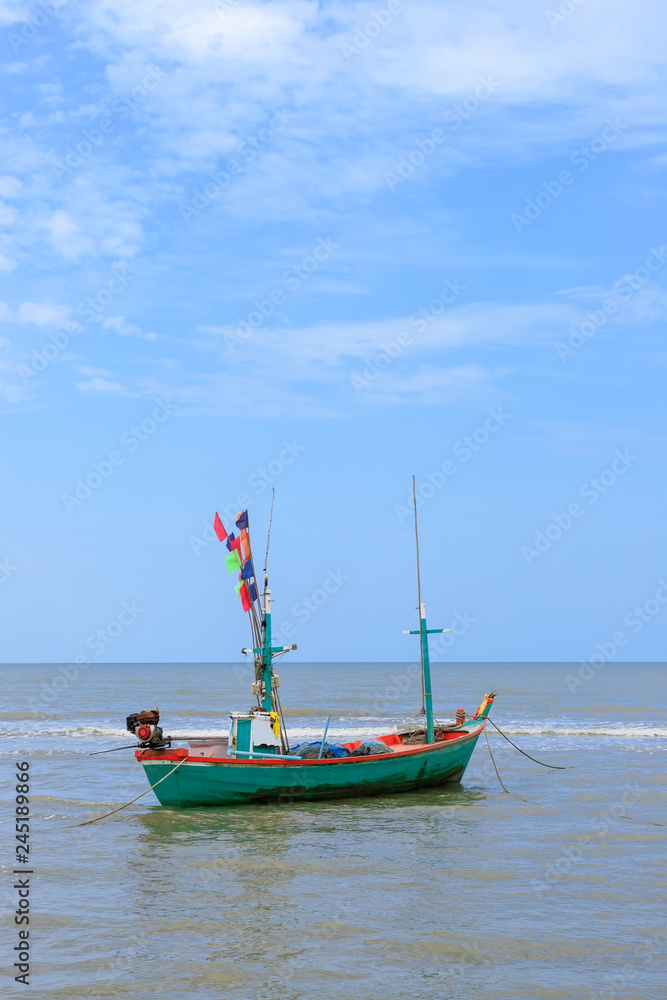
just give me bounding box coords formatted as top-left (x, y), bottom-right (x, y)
top-left (1, 662), bottom-right (665, 1000)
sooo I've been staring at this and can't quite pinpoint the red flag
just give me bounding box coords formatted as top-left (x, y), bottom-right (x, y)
top-left (240, 526), bottom-right (250, 561)
top-left (214, 512), bottom-right (227, 542)
top-left (240, 582), bottom-right (252, 613)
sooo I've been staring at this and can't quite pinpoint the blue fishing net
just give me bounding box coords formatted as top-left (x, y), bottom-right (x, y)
top-left (286, 741), bottom-right (350, 759)
top-left (350, 739), bottom-right (393, 756)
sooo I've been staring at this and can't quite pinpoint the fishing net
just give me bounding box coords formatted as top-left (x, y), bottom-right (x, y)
top-left (286, 742), bottom-right (348, 759)
top-left (350, 740), bottom-right (394, 756)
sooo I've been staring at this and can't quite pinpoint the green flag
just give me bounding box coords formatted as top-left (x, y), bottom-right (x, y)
top-left (226, 549), bottom-right (242, 573)
top-left (234, 582), bottom-right (242, 598)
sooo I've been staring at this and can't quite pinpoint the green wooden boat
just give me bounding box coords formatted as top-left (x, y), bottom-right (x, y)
top-left (129, 492), bottom-right (495, 808)
top-left (136, 709), bottom-right (493, 808)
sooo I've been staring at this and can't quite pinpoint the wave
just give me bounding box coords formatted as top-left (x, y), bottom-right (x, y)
top-left (0, 711), bottom-right (65, 720)
top-left (1, 722), bottom-right (664, 742)
top-left (488, 725), bottom-right (667, 738)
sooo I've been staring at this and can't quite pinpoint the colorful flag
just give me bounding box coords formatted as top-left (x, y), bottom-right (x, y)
top-left (235, 510), bottom-right (249, 530)
top-left (214, 512), bottom-right (227, 542)
top-left (234, 582), bottom-right (242, 598)
top-left (240, 559), bottom-right (254, 581)
top-left (226, 549), bottom-right (242, 573)
top-left (240, 584), bottom-right (252, 613)
top-left (226, 532), bottom-right (242, 554)
top-left (248, 581), bottom-right (257, 603)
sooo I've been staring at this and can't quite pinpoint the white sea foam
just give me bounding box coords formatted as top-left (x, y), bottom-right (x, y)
top-left (2, 721), bottom-right (665, 742)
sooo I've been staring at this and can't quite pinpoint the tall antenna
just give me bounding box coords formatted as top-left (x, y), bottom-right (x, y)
top-left (412, 475), bottom-right (425, 715)
top-left (263, 488), bottom-right (275, 598)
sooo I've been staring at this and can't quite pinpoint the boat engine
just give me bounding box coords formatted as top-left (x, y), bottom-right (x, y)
top-left (126, 709), bottom-right (168, 748)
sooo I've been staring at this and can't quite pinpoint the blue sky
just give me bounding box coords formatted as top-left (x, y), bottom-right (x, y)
top-left (1, 0), bottom-right (666, 664)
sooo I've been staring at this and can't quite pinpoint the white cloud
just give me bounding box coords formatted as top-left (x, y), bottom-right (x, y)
top-left (0, 175), bottom-right (22, 197)
top-left (74, 0), bottom-right (667, 171)
top-left (17, 301), bottom-right (71, 326)
top-left (102, 314), bottom-right (141, 336)
top-left (0, 0), bottom-right (665, 273)
top-left (351, 363), bottom-right (511, 405)
top-left (74, 364), bottom-right (115, 377)
top-left (102, 314), bottom-right (158, 339)
top-left (74, 376), bottom-right (134, 395)
top-left (43, 210), bottom-right (94, 260)
top-left (207, 301), bottom-right (580, 378)
top-left (0, 201), bottom-right (18, 226)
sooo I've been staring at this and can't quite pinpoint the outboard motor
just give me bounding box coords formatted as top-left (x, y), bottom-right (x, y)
top-left (126, 709), bottom-right (168, 748)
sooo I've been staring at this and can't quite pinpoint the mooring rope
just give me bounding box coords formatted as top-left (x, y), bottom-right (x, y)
top-left (483, 724), bottom-right (537, 803)
top-left (484, 725), bottom-right (510, 794)
top-left (481, 716), bottom-right (567, 769)
top-left (617, 814), bottom-right (665, 828)
top-left (69, 756), bottom-right (188, 828)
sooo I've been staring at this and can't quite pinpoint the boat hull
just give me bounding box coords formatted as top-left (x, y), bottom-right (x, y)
top-left (138, 725), bottom-right (483, 808)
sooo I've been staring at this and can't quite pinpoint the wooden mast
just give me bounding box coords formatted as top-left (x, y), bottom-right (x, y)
top-left (404, 478), bottom-right (452, 742)
top-left (412, 476), bottom-right (434, 743)
top-left (260, 489), bottom-right (275, 712)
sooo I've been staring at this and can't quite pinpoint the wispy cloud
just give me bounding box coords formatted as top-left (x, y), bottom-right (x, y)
top-left (74, 376), bottom-right (135, 396)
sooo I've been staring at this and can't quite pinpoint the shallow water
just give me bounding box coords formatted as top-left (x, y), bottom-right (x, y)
top-left (1, 662), bottom-right (665, 999)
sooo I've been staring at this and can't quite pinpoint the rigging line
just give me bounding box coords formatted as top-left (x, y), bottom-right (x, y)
top-left (68, 757), bottom-right (188, 828)
top-left (273, 686), bottom-right (289, 753)
top-left (412, 475), bottom-right (425, 715)
top-left (484, 717), bottom-right (567, 769)
top-left (263, 487), bottom-right (275, 591)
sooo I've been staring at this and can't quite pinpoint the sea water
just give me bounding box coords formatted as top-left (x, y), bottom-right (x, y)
top-left (1, 662), bottom-right (665, 1000)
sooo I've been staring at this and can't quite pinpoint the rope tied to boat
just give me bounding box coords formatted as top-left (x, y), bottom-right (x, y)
top-left (68, 756), bottom-right (188, 828)
top-left (473, 715), bottom-right (567, 769)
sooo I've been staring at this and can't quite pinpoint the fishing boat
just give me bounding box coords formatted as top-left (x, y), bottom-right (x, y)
top-left (128, 487), bottom-right (495, 807)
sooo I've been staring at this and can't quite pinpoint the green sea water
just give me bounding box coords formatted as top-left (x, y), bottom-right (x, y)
top-left (1, 662), bottom-right (665, 999)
